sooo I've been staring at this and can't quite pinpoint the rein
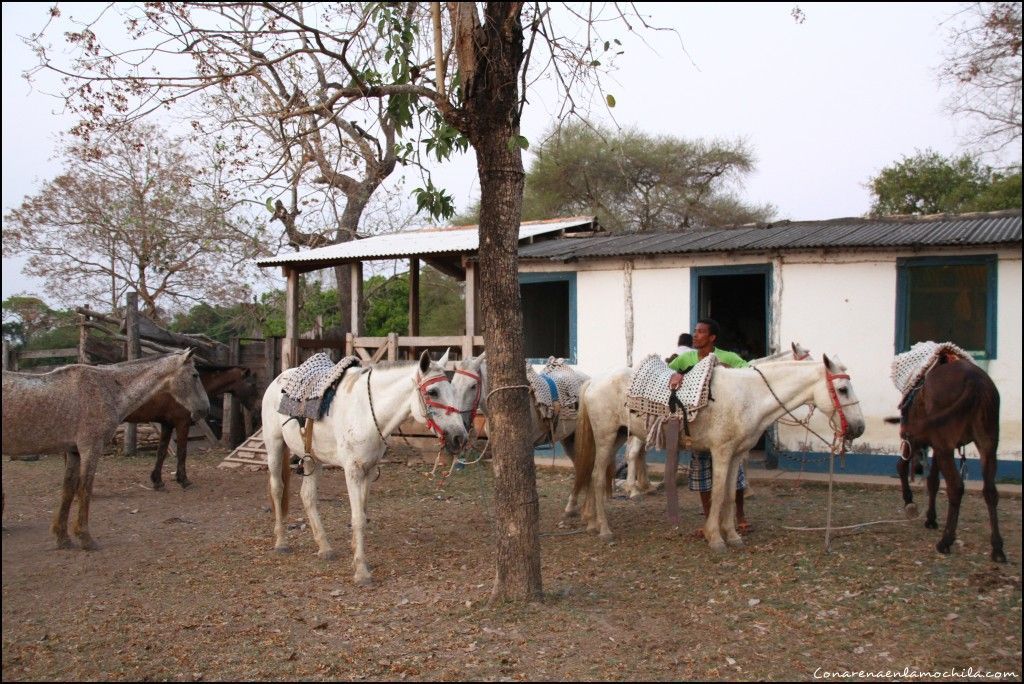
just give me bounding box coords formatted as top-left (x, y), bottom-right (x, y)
top-left (453, 368), bottom-right (482, 425)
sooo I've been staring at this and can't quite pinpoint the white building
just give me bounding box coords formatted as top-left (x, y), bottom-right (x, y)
top-left (516, 210), bottom-right (1022, 478)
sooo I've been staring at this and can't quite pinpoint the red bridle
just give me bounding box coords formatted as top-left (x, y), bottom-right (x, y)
top-left (825, 369), bottom-right (853, 438)
top-left (418, 375), bottom-right (461, 445)
top-left (453, 368), bottom-right (482, 425)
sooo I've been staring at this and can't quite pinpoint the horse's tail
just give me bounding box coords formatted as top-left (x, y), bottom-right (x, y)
top-left (572, 391), bottom-right (597, 499)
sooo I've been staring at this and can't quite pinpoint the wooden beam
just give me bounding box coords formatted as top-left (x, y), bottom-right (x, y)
top-left (283, 267), bottom-right (299, 370)
top-left (124, 292), bottom-right (141, 456)
top-left (409, 257), bottom-right (420, 337)
top-left (350, 261), bottom-right (363, 336)
top-left (422, 255), bottom-right (465, 281)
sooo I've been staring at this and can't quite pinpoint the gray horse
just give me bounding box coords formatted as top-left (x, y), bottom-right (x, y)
top-left (2, 350), bottom-right (209, 549)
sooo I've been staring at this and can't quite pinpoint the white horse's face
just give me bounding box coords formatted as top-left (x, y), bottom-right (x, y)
top-left (815, 355), bottom-right (865, 440)
top-left (452, 353), bottom-right (487, 431)
top-left (411, 349), bottom-right (469, 454)
top-left (164, 350), bottom-right (211, 421)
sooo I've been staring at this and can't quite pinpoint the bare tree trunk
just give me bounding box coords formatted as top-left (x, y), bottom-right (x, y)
top-left (456, 1), bottom-right (541, 603)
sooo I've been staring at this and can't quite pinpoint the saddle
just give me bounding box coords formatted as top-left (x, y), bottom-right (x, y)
top-left (891, 341), bottom-right (973, 450)
top-left (277, 353), bottom-right (362, 421)
top-left (626, 353), bottom-right (718, 450)
top-left (528, 357), bottom-right (589, 421)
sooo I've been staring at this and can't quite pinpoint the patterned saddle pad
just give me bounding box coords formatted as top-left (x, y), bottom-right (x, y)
top-left (626, 353), bottom-right (718, 422)
top-left (528, 358), bottom-right (590, 420)
top-left (278, 353), bottom-right (361, 420)
top-left (890, 341), bottom-right (972, 401)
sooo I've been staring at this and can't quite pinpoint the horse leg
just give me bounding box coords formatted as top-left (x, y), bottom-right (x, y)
top-left (924, 451), bottom-right (940, 530)
top-left (151, 423), bottom-right (172, 490)
top-left (173, 422), bottom-right (192, 488)
top-left (896, 446), bottom-right (917, 519)
top-left (562, 437), bottom-right (582, 518)
top-left (71, 446), bottom-right (103, 551)
top-left (662, 420), bottom-right (682, 526)
top-left (625, 436), bottom-right (648, 499)
top-left (343, 463), bottom-right (372, 585)
top-left (703, 450), bottom-right (731, 552)
top-left (978, 445), bottom-right (1006, 563)
top-left (264, 423), bottom-right (291, 553)
top-left (300, 460), bottom-right (336, 561)
top-left (934, 449), bottom-right (964, 555)
top-left (51, 450), bottom-right (81, 549)
top-left (722, 455), bottom-right (744, 548)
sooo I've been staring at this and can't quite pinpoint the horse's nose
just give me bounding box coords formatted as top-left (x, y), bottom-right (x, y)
top-left (448, 431), bottom-right (467, 453)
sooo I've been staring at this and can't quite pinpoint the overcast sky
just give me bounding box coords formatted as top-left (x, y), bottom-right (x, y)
top-left (2, 2), bottom-right (1015, 304)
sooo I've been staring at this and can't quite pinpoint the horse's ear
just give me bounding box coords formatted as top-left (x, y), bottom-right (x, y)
top-left (823, 354), bottom-right (836, 372)
top-left (791, 341), bottom-right (798, 356)
top-left (183, 348), bottom-right (196, 362)
top-left (418, 349), bottom-right (432, 375)
top-left (437, 348), bottom-right (451, 368)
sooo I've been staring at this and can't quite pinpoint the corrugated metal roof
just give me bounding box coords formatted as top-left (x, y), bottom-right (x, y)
top-left (517, 211), bottom-right (1022, 261)
top-left (257, 216), bottom-right (596, 267)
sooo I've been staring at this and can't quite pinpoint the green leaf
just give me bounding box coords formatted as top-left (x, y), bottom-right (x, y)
top-left (265, 197), bottom-right (274, 213)
top-left (606, 94), bottom-right (616, 108)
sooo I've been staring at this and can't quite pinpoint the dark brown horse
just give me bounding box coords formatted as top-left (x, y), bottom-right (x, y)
top-left (894, 359), bottom-right (1005, 563)
top-left (124, 364), bottom-right (259, 489)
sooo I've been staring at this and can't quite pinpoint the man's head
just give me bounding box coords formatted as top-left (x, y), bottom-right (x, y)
top-left (692, 318), bottom-right (720, 353)
top-left (678, 332), bottom-right (693, 347)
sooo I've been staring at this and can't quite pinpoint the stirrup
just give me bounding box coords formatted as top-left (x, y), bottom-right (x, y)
top-left (291, 454), bottom-right (310, 476)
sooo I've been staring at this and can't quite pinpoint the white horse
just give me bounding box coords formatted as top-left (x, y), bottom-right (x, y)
top-left (261, 350), bottom-right (468, 585)
top-left (2, 350), bottom-right (209, 549)
top-left (452, 353), bottom-right (587, 516)
top-left (622, 342), bottom-right (813, 501)
top-left (573, 355), bottom-right (865, 551)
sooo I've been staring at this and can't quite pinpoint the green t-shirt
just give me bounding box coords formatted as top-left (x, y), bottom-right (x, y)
top-left (668, 348), bottom-right (748, 372)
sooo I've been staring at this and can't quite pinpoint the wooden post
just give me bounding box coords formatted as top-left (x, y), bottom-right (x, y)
top-left (2, 339), bottom-right (10, 371)
top-left (222, 337), bottom-right (242, 447)
top-left (282, 267), bottom-right (300, 370)
top-left (124, 292), bottom-right (141, 456)
top-left (409, 257), bottom-right (420, 337)
top-left (350, 261), bottom-right (363, 337)
top-left (464, 259), bottom-right (477, 359)
top-left (345, 331), bottom-right (355, 357)
top-left (387, 332), bottom-right (399, 361)
top-left (78, 313), bottom-right (90, 364)
top-left (265, 336), bottom-right (279, 386)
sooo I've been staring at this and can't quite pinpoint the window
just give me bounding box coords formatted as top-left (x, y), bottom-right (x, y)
top-left (895, 255), bottom-right (997, 358)
top-left (519, 273), bottom-right (576, 363)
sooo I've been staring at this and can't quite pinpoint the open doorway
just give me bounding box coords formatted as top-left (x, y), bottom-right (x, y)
top-left (690, 266), bottom-right (771, 360)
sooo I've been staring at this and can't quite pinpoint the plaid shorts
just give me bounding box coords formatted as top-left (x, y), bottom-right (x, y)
top-left (687, 451), bottom-right (747, 492)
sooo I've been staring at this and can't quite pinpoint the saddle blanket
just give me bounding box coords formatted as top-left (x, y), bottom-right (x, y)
top-left (278, 353), bottom-right (361, 420)
top-left (626, 352), bottom-right (717, 422)
top-left (527, 358), bottom-right (589, 421)
top-left (890, 341), bottom-right (972, 400)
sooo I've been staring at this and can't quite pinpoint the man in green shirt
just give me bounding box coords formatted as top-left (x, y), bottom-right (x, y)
top-left (667, 318), bottom-right (751, 536)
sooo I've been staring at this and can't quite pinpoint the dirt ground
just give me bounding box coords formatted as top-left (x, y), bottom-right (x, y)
top-left (2, 447), bottom-right (1022, 682)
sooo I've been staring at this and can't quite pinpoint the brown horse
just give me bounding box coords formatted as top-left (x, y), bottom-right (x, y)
top-left (894, 359), bottom-right (1005, 563)
top-left (2, 350), bottom-right (209, 549)
top-left (123, 364), bottom-right (258, 489)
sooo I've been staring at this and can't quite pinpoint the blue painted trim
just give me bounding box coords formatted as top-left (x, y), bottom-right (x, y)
top-left (519, 272), bottom-right (577, 364)
top-left (534, 443), bottom-right (1022, 481)
top-left (894, 254), bottom-right (998, 359)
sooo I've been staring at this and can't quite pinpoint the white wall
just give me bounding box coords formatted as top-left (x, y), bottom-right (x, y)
top-left (522, 246), bottom-right (1022, 461)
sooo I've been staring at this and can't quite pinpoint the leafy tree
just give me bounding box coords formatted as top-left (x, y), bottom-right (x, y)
top-left (941, 2), bottom-right (1023, 152)
top-left (2, 124), bottom-right (268, 323)
top-left (523, 123), bottom-right (774, 231)
top-left (869, 150), bottom-right (1022, 215)
top-left (1, 297), bottom-right (78, 368)
top-left (32, 0), bottom-right (663, 603)
top-left (364, 274), bottom-right (409, 337)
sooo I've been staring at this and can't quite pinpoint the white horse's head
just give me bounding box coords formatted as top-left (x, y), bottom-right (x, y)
top-left (812, 355), bottom-right (865, 441)
top-left (452, 352), bottom-right (487, 431)
top-left (162, 349), bottom-right (211, 421)
top-left (411, 349), bottom-right (469, 454)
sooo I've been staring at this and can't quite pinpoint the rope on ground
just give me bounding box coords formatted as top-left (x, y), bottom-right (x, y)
top-left (782, 518), bottom-right (913, 531)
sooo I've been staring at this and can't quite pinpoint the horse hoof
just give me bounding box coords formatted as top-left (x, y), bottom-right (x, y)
top-left (273, 546), bottom-right (292, 554)
top-left (79, 538), bottom-right (100, 551)
top-left (152, 481), bottom-right (166, 491)
top-left (936, 541), bottom-right (952, 555)
top-left (353, 573), bottom-right (373, 587)
top-left (599, 531), bottom-right (614, 542)
top-left (709, 540), bottom-right (728, 553)
top-left (904, 503), bottom-right (918, 519)
top-left (924, 520), bottom-right (939, 530)
top-left (562, 510), bottom-right (580, 519)
top-left (318, 549), bottom-right (338, 561)
top-left (992, 550), bottom-right (1007, 563)
top-left (178, 480), bottom-right (193, 489)
top-left (726, 536), bottom-right (744, 548)
top-left (628, 491), bottom-right (643, 501)
top-left (55, 538), bottom-right (74, 550)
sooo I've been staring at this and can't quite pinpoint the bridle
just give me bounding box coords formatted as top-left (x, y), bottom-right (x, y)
top-left (417, 373), bottom-right (462, 446)
top-left (752, 363), bottom-right (860, 450)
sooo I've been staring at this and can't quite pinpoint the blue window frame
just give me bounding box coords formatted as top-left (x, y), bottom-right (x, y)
top-left (519, 272), bottom-right (577, 364)
top-left (895, 255), bottom-right (997, 359)
top-left (689, 264), bottom-right (773, 358)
